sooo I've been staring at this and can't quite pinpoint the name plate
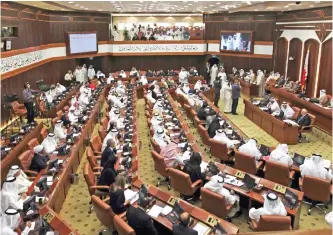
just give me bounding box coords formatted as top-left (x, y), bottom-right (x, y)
top-left (206, 215), bottom-right (219, 227)
top-left (273, 184), bottom-right (287, 194)
top-left (43, 211), bottom-right (55, 224)
top-left (167, 196), bottom-right (178, 206)
top-left (235, 171), bottom-right (245, 179)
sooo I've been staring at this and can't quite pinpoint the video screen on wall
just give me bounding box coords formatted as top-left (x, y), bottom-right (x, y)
top-left (220, 31), bottom-right (254, 53)
top-left (67, 32), bottom-right (98, 55)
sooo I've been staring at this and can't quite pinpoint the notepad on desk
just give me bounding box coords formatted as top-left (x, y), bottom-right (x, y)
top-left (200, 161), bottom-right (208, 173)
top-left (161, 205), bottom-right (173, 216)
top-left (193, 222), bottom-right (211, 235)
top-left (148, 205), bottom-right (163, 218)
top-left (124, 189), bottom-right (138, 202)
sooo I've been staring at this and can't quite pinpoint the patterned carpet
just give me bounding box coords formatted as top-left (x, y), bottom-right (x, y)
top-left (58, 96), bottom-right (332, 234)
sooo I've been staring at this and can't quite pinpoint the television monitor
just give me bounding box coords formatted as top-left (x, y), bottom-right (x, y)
top-left (67, 32), bottom-right (98, 55)
top-left (220, 30), bottom-right (254, 53)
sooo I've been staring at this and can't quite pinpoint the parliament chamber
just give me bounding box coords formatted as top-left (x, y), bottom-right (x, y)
top-left (1, 1), bottom-right (332, 235)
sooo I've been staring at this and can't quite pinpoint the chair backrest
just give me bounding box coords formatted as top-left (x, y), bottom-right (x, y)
top-left (234, 151), bottom-right (257, 175)
top-left (291, 107), bottom-right (300, 120)
top-left (18, 150), bottom-right (34, 171)
top-left (114, 215), bottom-right (136, 235)
top-left (209, 139), bottom-right (228, 161)
top-left (100, 117), bottom-right (109, 130)
top-left (265, 160), bottom-right (290, 186)
top-left (197, 124), bottom-right (211, 146)
top-left (308, 113), bottom-right (316, 127)
top-left (90, 135), bottom-right (102, 153)
top-left (302, 175), bottom-right (331, 202)
top-left (91, 195), bottom-right (116, 231)
top-left (87, 147), bottom-right (98, 169)
top-left (193, 116), bottom-right (202, 128)
top-left (168, 168), bottom-right (195, 196)
top-left (200, 188), bottom-right (228, 219)
top-left (151, 151), bottom-right (169, 177)
top-left (150, 138), bottom-right (161, 153)
top-left (183, 104), bottom-right (193, 120)
top-left (98, 126), bottom-right (107, 140)
top-left (256, 215), bottom-right (292, 231)
top-left (40, 127), bottom-right (48, 140)
top-left (27, 138), bottom-right (39, 151)
top-left (83, 163), bottom-right (96, 196)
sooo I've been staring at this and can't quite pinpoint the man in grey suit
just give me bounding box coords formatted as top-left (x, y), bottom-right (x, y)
top-left (231, 79), bottom-right (241, 115)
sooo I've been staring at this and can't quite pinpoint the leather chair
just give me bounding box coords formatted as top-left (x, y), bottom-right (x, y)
top-left (27, 138), bottom-right (39, 151)
top-left (150, 137), bottom-right (161, 153)
top-left (197, 124), bottom-right (211, 152)
top-left (209, 139), bottom-right (229, 162)
top-left (299, 113), bottom-right (316, 143)
top-left (90, 135), bottom-right (103, 155)
top-left (11, 101), bottom-right (27, 122)
top-left (264, 160), bottom-right (294, 186)
top-left (100, 117), bottom-right (109, 131)
top-left (18, 150), bottom-right (39, 178)
top-left (183, 104), bottom-right (193, 121)
top-left (87, 147), bottom-right (103, 172)
top-left (200, 187), bottom-right (232, 220)
top-left (40, 127), bottom-right (49, 140)
top-left (168, 168), bottom-right (202, 199)
top-left (151, 151), bottom-right (170, 189)
top-left (83, 163), bottom-right (109, 213)
top-left (250, 215), bottom-right (292, 231)
top-left (91, 195), bottom-right (117, 234)
top-left (193, 115), bottom-right (205, 129)
top-left (114, 215), bottom-right (136, 235)
top-left (234, 151), bottom-right (263, 175)
top-left (56, 110), bottom-right (63, 118)
top-left (98, 126), bottom-right (107, 140)
top-left (39, 101), bottom-right (48, 117)
top-left (300, 175), bottom-right (331, 214)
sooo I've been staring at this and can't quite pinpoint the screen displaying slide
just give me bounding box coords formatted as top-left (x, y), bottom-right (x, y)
top-left (220, 32), bottom-right (253, 53)
top-left (69, 33), bottom-right (97, 54)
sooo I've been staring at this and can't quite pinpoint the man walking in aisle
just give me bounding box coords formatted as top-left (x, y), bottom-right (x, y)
top-left (231, 79), bottom-right (241, 115)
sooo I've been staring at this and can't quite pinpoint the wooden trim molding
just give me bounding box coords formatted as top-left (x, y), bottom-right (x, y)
top-left (1, 43), bottom-right (65, 58)
top-left (110, 40), bottom-right (206, 44)
top-left (205, 51), bottom-right (273, 59)
top-left (254, 41), bottom-right (274, 45)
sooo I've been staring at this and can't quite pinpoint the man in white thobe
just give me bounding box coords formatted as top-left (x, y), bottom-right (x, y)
top-left (41, 133), bottom-right (57, 154)
top-left (78, 90), bottom-right (90, 111)
top-left (1, 208), bottom-right (21, 235)
top-left (300, 154), bottom-right (332, 180)
top-left (54, 120), bottom-right (67, 142)
top-left (222, 81), bottom-right (232, 113)
top-left (269, 144), bottom-right (293, 167)
top-left (238, 139), bottom-right (262, 160)
top-left (210, 64), bottom-right (218, 86)
top-left (256, 70), bottom-right (266, 98)
top-left (179, 67), bottom-right (189, 85)
top-left (1, 176), bottom-right (24, 212)
top-left (74, 66), bottom-right (85, 83)
top-left (88, 65), bottom-right (96, 80)
top-left (55, 83), bottom-right (66, 95)
top-left (213, 129), bottom-right (234, 148)
top-left (280, 101), bottom-right (295, 119)
top-left (267, 98), bottom-right (280, 114)
top-left (82, 64), bottom-right (88, 82)
top-left (153, 128), bottom-right (169, 149)
top-left (249, 193), bottom-right (287, 221)
top-left (107, 73), bottom-right (114, 84)
top-left (6, 165), bottom-right (31, 194)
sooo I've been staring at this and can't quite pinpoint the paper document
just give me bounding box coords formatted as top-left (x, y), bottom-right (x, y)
top-left (200, 161), bottom-right (208, 173)
top-left (193, 222), bottom-right (211, 235)
top-left (161, 205), bottom-right (173, 216)
top-left (47, 176), bottom-right (53, 182)
top-left (226, 130), bottom-right (233, 135)
top-left (130, 193), bottom-right (139, 204)
top-left (283, 119), bottom-right (299, 127)
top-left (124, 189), bottom-right (138, 201)
top-left (148, 205), bottom-right (163, 218)
top-left (178, 142), bottom-right (187, 148)
top-left (231, 140), bottom-right (240, 145)
top-left (182, 151), bottom-right (192, 161)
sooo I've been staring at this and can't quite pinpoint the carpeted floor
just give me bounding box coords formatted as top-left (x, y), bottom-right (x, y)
top-left (58, 96), bottom-right (332, 234)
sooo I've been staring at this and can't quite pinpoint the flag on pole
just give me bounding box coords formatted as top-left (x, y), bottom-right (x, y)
top-left (301, 48), bottom-right (309, 91)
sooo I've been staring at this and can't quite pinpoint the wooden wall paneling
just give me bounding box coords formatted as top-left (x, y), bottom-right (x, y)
top-left (287, 38), bottom-right (302, 81)
top-left (301, 39), bottom-right (320, 97)
top-left (318, 38), bottom-right (332, 96)
top-left (274, 37), bottom-right (288, 75)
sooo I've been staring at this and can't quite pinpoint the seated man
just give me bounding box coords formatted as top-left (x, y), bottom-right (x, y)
top-left (60, 110), bottom-right (71, 128)
top-left (238, 139), bottom-right (262, 160)
top-left (213, 129), bottom-right (234, 149)
top-left (267, 98), bottom-right (280, 114)
top-left (172, 212), bottom-right (198, 235)
top-left (126, 204), bottom-right (158, 235)
top-left (160, 141), bottom-right (184, 168)
top-left (296, 109), bottom-right (311, 128)
top-left (183, 152), bottom-right (206, 188)
top-left (1, 208), bottom-right (22, 235)
top-left (30, 145), bottom-right (49, 173)
top-left (41, 133), bottom-right (58, 154)
top-left (249, 192), bottom-right (287, 221)
top-left (205, 110), bottom-right (217, 129)
top-left (269, 144), bottom-right (293, 167)
top-left (146, 70), bottom-right (153, 77)
top-left (204, 175), bottom-right (241, 218)
top-left (153, 127), bottom-right (170, 149)
top-left (280, 101), bottom-right (295, 119)
top-left (300, 154), bottom-right (332, 181)
top-left (274, 75), bottom-right (287, 88)
top-left (53, 120), bottom-right (67, 142)
top-left (319, 89), bottom-right (330, 107)
top-left (207, 116), bottom-right (222, 138)
top-left (197, 102), bottom-right (209, 121)
top-left (101, 139), bottom-right (117, 167)
top-left (7, 165), bottom-right (32, 194)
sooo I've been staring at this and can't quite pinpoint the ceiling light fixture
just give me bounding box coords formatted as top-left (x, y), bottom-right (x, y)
top-left (310, 4), bottom-right (314, 7)
top-left (80, 6), bottom-right (84, 8)
top-left (98, 9), bottom-right (102, 11)
top-left (216, 2), bottom-right (220, 4)
top-left (254, 9), bottom-right (258, 11)
top-left (247, 1), bottom-right (252, 5)
top-left (69, 1), bottom-right (73, 3)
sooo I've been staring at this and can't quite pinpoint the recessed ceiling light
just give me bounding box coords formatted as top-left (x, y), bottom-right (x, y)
top-left (216, 2), bottom-right (220, 4)
top-left (85, 8), bottom-right (88, 10)
top-left (204, 6), bottom-right (207, 8)
top-left (75, 4), bottom-right (79, 6)
top-left (254, 9), bottom-right (258, 11)
top-left (310, 4), bottom-right (314, 7)
top-left (68, 1), bottom-right (73, 3)
top-left (80, 6), bottom-right (84, 8)
top-left (98, 9), bottom-right (102, 11)
top-left (247, 1), bottom-right (252, 5)
top-left (284, 5), bottom-right (289, 8)
top-left (61, 8), bottom-right (65, 10)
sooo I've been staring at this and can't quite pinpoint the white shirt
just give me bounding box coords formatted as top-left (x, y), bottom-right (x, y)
top-left (269, 144), bottom-right (293, 166)
top-left (179, 71), bottom-right (188, 84)
top-left (213, 132), bottom-right (234, 148)
top-left (204, 175), bottom-right (238, 205)
top-left (64, 73), bottom-right (73, 81)
top-left (300, 155), bottom-right (332, 180)
top-left (238, 139), bottom-right (262, 160)
top-left (54, 123), bottom-right (67, 141)
top-left (41, 136), bottom-right (57, 154)
top-left (88, 68), bottom-right (96, 79)
top-left (281, 105), bottom-right (295, 119)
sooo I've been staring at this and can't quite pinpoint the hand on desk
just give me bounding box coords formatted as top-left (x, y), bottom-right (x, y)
top-left (21, 193), bottom-right (27, 200)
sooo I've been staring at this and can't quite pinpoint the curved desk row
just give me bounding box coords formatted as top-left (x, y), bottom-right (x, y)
top-left (229, 74), bottom-right (259, 97)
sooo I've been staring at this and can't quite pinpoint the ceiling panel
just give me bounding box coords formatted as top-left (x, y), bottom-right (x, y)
top-left (15, 1), bottom-right (332, 14)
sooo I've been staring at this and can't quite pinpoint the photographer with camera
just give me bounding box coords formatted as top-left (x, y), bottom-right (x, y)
top-left (22, 82), bottom-right (39, 123)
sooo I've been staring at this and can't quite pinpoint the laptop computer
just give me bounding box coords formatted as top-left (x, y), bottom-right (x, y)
top-left (293, 153), bottom-right (305, 167)
top-left (283, 188), bottom-right (298, 208)
top-left (240, 174), bottom-right (256, 191)
top-left (214, 222), bottom-right (227, 234)
top-left (166, 201), bottom-right (185, 224)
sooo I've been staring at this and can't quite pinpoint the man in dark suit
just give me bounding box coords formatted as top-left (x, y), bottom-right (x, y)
top-left (172, 212), bottom-right (198, 235)
top-left (197, 102), bottom-right (209, 120)
top-left (101, 139), bottom-right (117, 167)
top-left (213, 76), bottom-right (222, 107)
top-left (296, 108), bottom-right (312, 141)
top-left (126, 205), bottom-right (158, 235)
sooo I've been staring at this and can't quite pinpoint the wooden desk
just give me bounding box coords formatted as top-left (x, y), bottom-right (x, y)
top-left (229, 74), bottom-right (258, 97)
top-left (243, 100), bottom-right (299, 145)
top-left (132, 179), bottom-right (239, 234)
top-left (216, 163), bottom-right (304, 229)
top-left (267, 86), bottom-right (332, 133)
top-left (1, 123), bottom-right (43, 182)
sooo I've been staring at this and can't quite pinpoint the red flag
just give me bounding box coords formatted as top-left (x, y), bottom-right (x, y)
top-left (301, 48), bottom-right (309, 90)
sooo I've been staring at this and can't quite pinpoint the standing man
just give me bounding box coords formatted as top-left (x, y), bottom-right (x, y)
top-left (231, 79), bottom-right (241, 115)
top-left (88, 65), bottom-right (96, 80)
top-left (64, 70), bottom-right (73, 87)
top-left (22, 82), bottom-right (39, 123)
top-left (213, 76), bottom-right (222, 107)
top-left (210, 64), bottom-right (218, 87)
top-left (205, 62), bottom-right (210, 85)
